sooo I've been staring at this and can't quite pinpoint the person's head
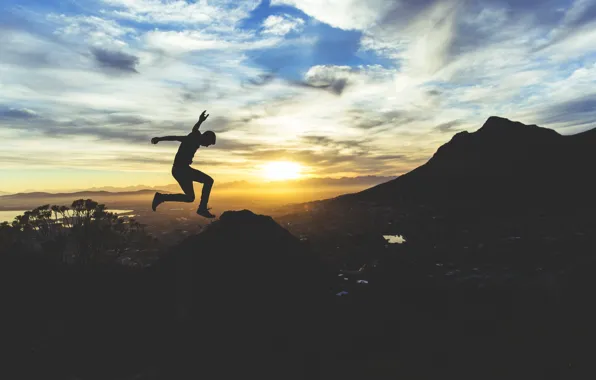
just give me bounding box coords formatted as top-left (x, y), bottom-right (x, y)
top-left (201, 130), bottom-right (216, 147)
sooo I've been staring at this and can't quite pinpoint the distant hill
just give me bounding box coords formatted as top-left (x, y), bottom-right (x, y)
top-left (122, 176), bottom-right (396, 192)
top-left (4, 176), bottom-right (395, 196)
top-left (214, 176), bottom-right (396, 190)
top-left (341, 116), bottom-right (596, 212)
top-left (0, 189), bottom-right (160, 210)
top-left (1, 176), bottom-right (395, 204)
top-left (0, 189), bottom-right (156, 201)
top-left (85, 185), bottom-right (166, 192)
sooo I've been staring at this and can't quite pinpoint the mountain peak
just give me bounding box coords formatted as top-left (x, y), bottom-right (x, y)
top-left (485, 115), bottom-right (512, 123)
top-left (430, 116), bottom-right (563, 165)
top-left (477, 116), bottom-right (560, 138)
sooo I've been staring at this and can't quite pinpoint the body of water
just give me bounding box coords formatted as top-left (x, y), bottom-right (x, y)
top-left (383, 235), bottom-right (406, 244)
top-left (0, 210), bottom-right (134, 223)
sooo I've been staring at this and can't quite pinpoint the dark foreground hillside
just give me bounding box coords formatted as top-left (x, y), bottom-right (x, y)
top-left (2, 208), bottom-right (596, 379)
top-left (2, 210), bottom-right (328, 379)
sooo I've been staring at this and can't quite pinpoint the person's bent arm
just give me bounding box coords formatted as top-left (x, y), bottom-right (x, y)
top-left (192, 110), bottom-right (209, 133)
top-left (151, 136), bottom-right (184, 144)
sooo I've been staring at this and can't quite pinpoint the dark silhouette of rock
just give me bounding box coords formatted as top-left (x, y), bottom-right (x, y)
top-left (153, 210), bottom-right (324, 378)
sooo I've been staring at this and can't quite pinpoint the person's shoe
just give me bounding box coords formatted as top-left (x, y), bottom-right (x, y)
top-left (152, 192), bottom-right (163, 211)
top-left (196, 207), bottom-right (216, 219)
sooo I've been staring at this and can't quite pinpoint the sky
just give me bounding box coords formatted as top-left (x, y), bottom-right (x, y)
top-left (1, 0), bottom-right (596, 193)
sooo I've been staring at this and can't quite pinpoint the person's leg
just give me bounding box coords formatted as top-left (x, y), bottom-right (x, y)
top-left (189, 168), bottom-right (215, 216)
top-left (160, 167), bottom-right (196, 203)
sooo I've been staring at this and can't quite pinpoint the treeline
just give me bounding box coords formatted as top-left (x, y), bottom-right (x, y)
top-left (0, 199), bottom-right (159, 267)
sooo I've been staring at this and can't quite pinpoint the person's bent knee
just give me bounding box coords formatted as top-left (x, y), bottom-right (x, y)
top-left (204, 176), bottom-right (214, 186)
top-left (185, 194), bottom-right (195, 202)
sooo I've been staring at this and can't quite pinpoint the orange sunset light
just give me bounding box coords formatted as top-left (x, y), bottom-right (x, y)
top-left (262, 161), bottom-right (303, 181)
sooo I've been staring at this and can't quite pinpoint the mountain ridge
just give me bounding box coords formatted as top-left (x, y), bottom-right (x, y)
top-left (0, 189), bottom-right (157, 200)
top-left (278, 116), bottom-right (595, 217)
top-left (2, 176), bottom-right (396, 199)
top-left (354, 116), bottom-right (595, 208)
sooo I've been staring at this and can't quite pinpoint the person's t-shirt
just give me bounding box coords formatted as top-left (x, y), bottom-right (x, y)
top-left (173, 131), bottom-right (201, 167)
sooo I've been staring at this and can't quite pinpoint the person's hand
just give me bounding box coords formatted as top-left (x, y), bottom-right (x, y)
top-left (151, 137), bottom-right (160, 144)
top-left (199, 110), bottom-right (209, 123)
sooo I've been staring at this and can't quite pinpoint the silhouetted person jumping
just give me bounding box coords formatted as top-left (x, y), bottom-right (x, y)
top-left (151, 110), bottom-right (217, 218)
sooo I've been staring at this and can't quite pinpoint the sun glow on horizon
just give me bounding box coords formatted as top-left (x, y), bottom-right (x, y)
top-left (262, 161), bottom-right (303, 181)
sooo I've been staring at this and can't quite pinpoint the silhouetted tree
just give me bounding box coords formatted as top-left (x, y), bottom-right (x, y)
top-left (0, 199), bottom-right (158, 267)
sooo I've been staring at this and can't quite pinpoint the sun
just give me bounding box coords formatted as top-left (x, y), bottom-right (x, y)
top-left (262, 161), bottom-right (303, 181)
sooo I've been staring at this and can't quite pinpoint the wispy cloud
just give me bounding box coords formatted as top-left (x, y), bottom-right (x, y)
top-left (262, 14), bottom-right (305, 36)
top-left (0, 107), bottom-right (39, 120)
top-left (91, 47), bottom-right (140, 73)
top-left (101, 0), bottom-right (260, 26)
top-left (434, 120), bottom-right (464, 133)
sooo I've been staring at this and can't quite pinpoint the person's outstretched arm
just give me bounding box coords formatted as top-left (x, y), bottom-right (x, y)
top-left (192, 110), bottom-right (209, 133)
top-left (151, 136), bottom-right (184, 144)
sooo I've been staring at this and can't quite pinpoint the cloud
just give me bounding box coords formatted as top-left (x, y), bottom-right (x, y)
top-left (143, 30), bottom-right (224, 53)
top-left (0, 150), bottom-right (224, 171)
top-left (300, 135), bottom-right (370, 152)
top-left (534, 93), bottom-right (596, 128)
top-left (275, 0), bottom-right (596, 36)
top-left (242, 69), bottom-right (349, 96)
top-left (372, 154), bottom-right (405, 161)
top-left (105, 114), bottom-right (150, 125)
top-left (347, 109), bottom-right (420, 130)
top-left (435, 120), bottom-right (464, 133)
top-left (46, 123), bottom-right (152, 143)
top-left (0, 107), bottom-right (39, 120)
top-left (91, 47), bottom-right (140, 73)
top-left (262, 14), bottom-right (305, 36)
top-left (270, 0), bottom-right (393, 30)
top-left (142, 29), bottom-right (283, 55)
top-left (238, 148), bottom-right (358, 169)
top-left (1, 110), bottom-right (156, 143)
top-left (115, 154), bottom-right (225, 167)
top-left (290, 78), bottom-right (348, 95)
top-left (101, 0), bottom-right (261, 26)
top-left (48, 14), bottom-right (136, 48)
top-left (0, 22), bottom-right (83, 69)
top-left (278, 0), bottom-right (596, 84)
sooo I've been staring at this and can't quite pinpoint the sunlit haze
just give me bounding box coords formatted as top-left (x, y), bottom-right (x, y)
top-left (262, 161), bottom-right (303, 181)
